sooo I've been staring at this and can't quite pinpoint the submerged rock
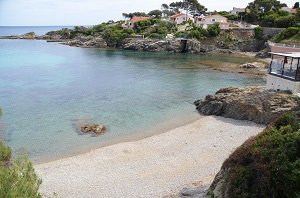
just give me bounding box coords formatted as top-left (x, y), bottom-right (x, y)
top-left (80, 124), bottom-right (106, 135)
top-left (194, 86), bottom-right (299, 124)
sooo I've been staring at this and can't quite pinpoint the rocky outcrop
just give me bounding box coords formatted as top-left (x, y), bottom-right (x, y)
top-left (0, 32), bottom-right (38, 39)
top-left (194, 86), bottom-right (298, 124)
top-left (67, 36), bottom-right (107, 48)
top-left (120, 38), bottom-right (203, 53)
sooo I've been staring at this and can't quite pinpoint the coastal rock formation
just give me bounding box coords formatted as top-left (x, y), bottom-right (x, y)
top-left (20, 32), bottom-right (37, 39)
top-left (80, 124), bottom-right (106, 135)
top-left (239, 62), bottom-right (266, 69)
top-left (194, 86), bottom-right (299, 124)
top-left (121, 38), bottom-right (202, 53)
top-left (67, 36), bottom-right (107, 48)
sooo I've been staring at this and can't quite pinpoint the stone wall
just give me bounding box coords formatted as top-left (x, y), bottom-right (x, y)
top-left (229, 28), bottom-right (255, 40)
top-left (262, 27), bottom-right (284, 38)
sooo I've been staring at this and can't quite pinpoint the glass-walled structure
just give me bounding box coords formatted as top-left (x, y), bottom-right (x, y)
top-left (269, 52), bottom-right (300, 81)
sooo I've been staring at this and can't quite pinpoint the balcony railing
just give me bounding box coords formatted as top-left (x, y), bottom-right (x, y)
top-left (269, 57), bottom-right (300, 81)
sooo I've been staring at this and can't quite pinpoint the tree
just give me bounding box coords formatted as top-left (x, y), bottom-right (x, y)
top-left (148, 10), bottom-right (163, 18)
top-left (161, 3), bottom-right (169, 10)
top-left (247, 0), bottom-right (287, 13)
top-left (122, 12), bottom-right (148, 19)
top-left (294, 2), bottom-right (300, 8)
top-left (169, 0), bottom-right (207, 15)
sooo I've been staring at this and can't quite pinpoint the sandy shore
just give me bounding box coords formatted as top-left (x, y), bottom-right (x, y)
top-left (36, 116), bottom-right (265, 198)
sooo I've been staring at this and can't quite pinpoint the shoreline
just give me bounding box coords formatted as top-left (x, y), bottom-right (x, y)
top-left (34, 112), bottom-right (201, 165)
top-left (36, 115), bottom-right (265, 197)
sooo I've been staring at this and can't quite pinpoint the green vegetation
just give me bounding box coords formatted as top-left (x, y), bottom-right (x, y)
top-left (0, 150), bottom-right (42, 198)
top-left (207, 23), bottom-right (221, 37)
top-left (217, 112), bottom-right (300, 197)
top-left (254, 26), bottom-right (263, 39)
top-left (261, 10), bottom-right (299, 28)
top-left (0, 110), bottom-right (41, 197)
top-left (272, 27), bottom-right (300, 42)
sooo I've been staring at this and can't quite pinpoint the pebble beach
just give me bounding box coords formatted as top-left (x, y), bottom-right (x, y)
top-left (35, 116), bottom-right (265, 197)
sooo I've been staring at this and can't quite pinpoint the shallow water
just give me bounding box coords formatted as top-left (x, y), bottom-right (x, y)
top-left (0, 39), bottom-right (265, 162)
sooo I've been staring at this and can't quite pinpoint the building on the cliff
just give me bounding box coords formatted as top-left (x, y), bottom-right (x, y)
top-left (280, 7), bottom-right (298, 14)
top-left (195, 15), bottom-right (229, 30)
top-left (122, 16), bottom-right (151, 28)
top-left (267, 52), bottom-right (300, 93)
top-left (229, 7), bottom-right (246, 15)
top-left (169, 13), bottom-right (194, 25)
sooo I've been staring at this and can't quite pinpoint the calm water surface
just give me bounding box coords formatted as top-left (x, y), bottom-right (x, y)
top-left (0, 38), bottom-right (265, 162)
top-left (0, 26), bottom-right (74, 36)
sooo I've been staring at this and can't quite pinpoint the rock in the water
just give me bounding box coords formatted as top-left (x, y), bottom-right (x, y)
top-left (80, 124), bottom-right (106, 135)
top-left (239, 62), bottom-right (267, 69)
top-left (20, 32), bottom-right (37, 39)
top-left (194, 86), bottom-right (299, 124)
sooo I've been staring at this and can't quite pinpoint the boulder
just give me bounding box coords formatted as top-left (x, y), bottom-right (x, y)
top-left (194, 86), bottom-right (299, 124)
top-left (239, 62), bottom-right (267, 69)
top-left (80, 124), bottom-right (106, 135)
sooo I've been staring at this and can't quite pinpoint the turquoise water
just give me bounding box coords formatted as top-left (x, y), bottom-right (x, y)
top-left (0, 39), bottom-right (265, 163)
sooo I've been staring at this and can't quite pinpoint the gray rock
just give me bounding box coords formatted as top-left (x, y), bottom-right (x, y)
top-left (194, 86), bottom-right (298, 124)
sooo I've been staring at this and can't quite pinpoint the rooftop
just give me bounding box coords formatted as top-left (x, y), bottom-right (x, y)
top-left (270, 52), bottom-right (300, 58)
top-left (170, 13), bottom-right (186, 19)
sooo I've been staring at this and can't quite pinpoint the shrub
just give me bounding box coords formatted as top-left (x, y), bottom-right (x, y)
top-left (214, 113), bottom-right (300, 197)
top-left (0, 141), bottom-right (42, 197)
top-left (207, 23), bottom-right (221, 37)
top-left (261, 10), bottom-right (299, 28)
top-left (254, 26), bottom-right (263, 39)
top-left (273, 27), bottom-right (300, 42)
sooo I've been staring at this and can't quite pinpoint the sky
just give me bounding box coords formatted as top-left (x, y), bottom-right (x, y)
top-left (0, 0), bottom-right (297, 26)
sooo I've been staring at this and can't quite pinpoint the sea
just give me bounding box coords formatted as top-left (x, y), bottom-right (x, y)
top-left (0, 26), bottom-right (265, 163)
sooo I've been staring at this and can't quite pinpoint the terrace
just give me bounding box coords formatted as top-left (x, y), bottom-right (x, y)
top-left (269, 52), bottom-right (300, 81)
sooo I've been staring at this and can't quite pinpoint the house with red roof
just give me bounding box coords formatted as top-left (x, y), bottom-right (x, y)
top-left (169, 13), bottom-right (194, 25)
top-left (122, 16), bottom-right (151, 28)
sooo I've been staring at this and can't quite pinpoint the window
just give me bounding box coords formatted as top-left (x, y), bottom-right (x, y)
top-left (212, 19), bottom-right (216, 22)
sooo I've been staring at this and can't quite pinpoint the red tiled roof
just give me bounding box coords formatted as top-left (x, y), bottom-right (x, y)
top-left (170, 13), bottom-right (186, 19)
top-left (130, 16), bottom-right (151, 23)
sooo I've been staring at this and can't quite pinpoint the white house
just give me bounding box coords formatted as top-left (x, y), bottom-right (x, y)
top-left (169, 13), bottom-right (194, 25)
top-left (229, 7), bottom-right (246, 15)
top-left (195, 15), bottom-right (229, 30)
top-left (122, 16), bottom-right (151, 28)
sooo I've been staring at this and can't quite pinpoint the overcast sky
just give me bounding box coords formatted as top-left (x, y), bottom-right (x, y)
top-left (0, 0), bottom-right (296, 26)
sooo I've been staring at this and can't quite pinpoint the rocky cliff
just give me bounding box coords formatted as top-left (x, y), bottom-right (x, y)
top-left (120, 38), bottom-right (205, 53)
top-left (194, 87), bottom-right (298, 124)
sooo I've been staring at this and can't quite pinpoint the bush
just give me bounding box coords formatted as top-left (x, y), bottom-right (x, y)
top-left (0, 141), bottom-right (41, 197)
top-left (214, 113), bottom-right (300, 197)
top-left (261, 10), bottom-right (299, 28)
top-left (273, 27), bottom-right (300, 42)
top-left (207, 23), bottom-right (221, 37)
top-left (254, 26), bottom-right (263, 39)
